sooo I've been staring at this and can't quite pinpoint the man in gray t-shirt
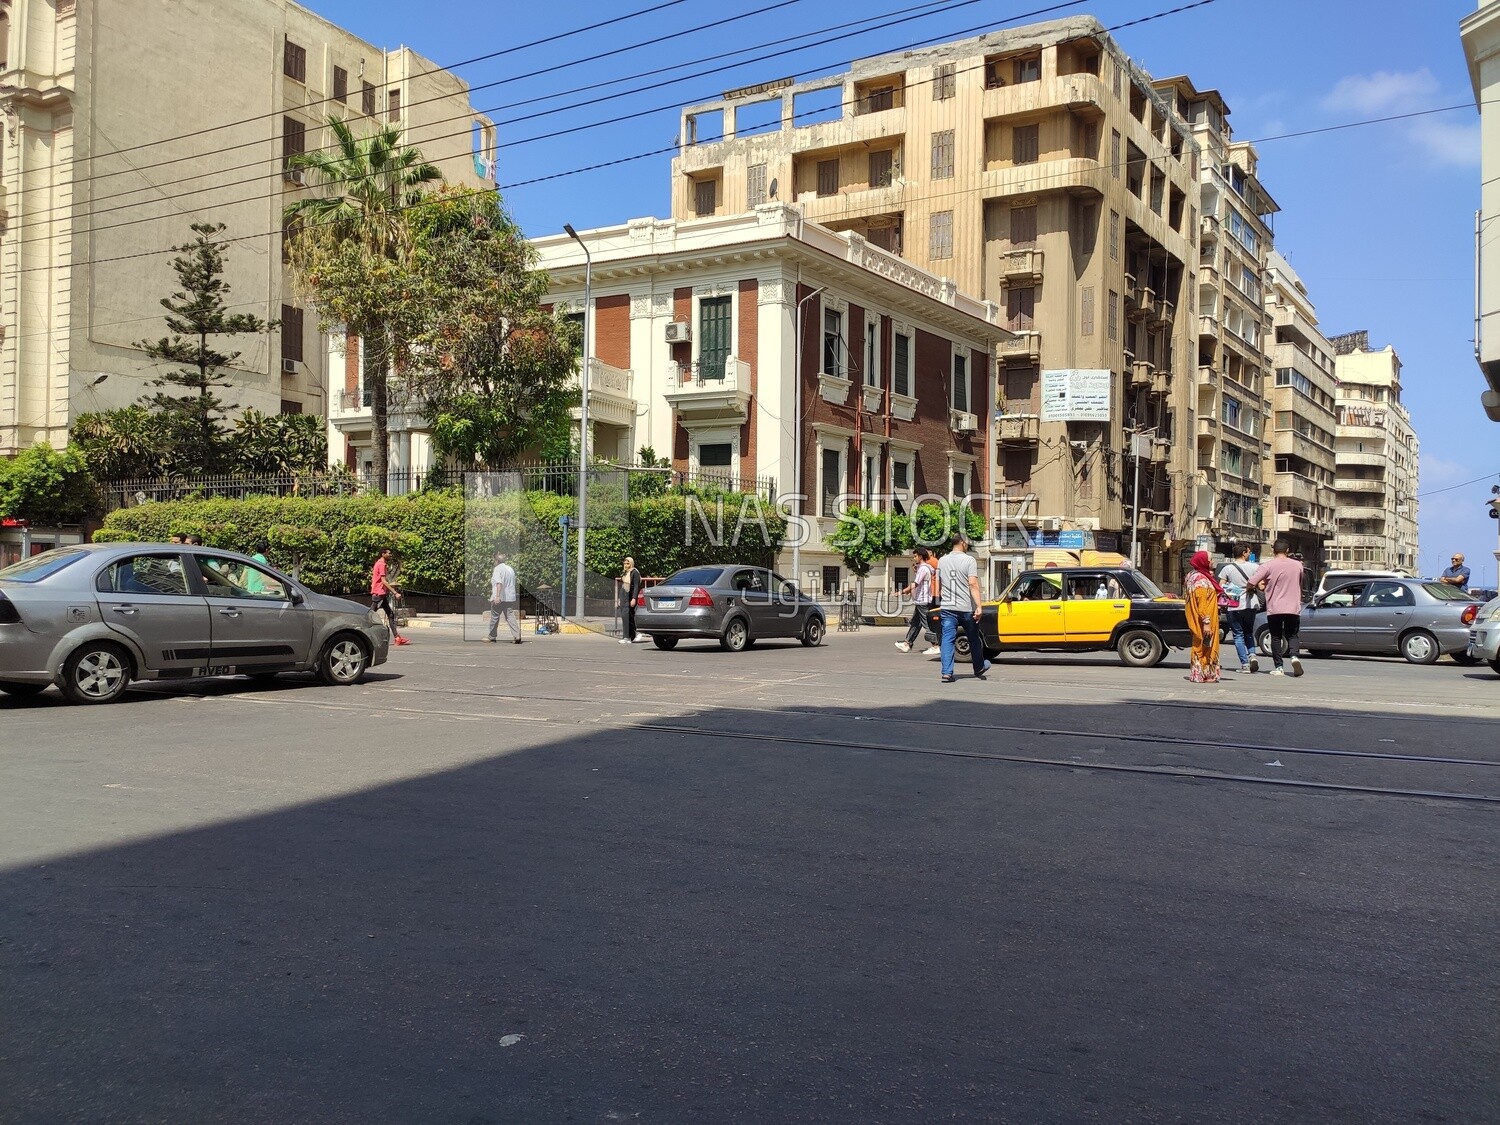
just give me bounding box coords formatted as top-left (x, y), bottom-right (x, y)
top-left (935, 536), bottom-right (990, 682)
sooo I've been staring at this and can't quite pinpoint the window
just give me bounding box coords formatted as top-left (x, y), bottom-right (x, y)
top-left (863, 452), bottom-right (878, 508)
top-left (1012, 124), bottom-right (1039, 165)
top-left (1080, 121), bottom-right (1098, 160)
top-left (1108, 289), bottom-right (1119, 341)
top-left (1111, 130), bottom-right (1121, 178)
top-left (861, 86), bottom-right (894, 113)
top-left (822, 566), bottom-right (842, 596)
top-left (1221, 442), bottom-right (1243, 476)
top-left (1010, 205), bottom-right (1037, 246)
top-left (930, 211), bottom-right (954, 259)
top-left (1006, 287), bottom-right (1035, 331)
top-left (894, 332), bottom-right (912, 397)
top-left (1222, 394), bottom-right (1242, 430)
top-left (952, 468), bottom-right (970, 501)
top-left (283, 37), bottom-right (306, 82)
top-left (387, 88), bottom-right (401, 123)
top-left (698, 442), bottom-right (733, 468)
top-left (198, 556), bottom-right (292, 602)
top-left (361, 81), bottom-right (376, 117)
top-left (280, 399), bottom-right (304, 415)
top-left (281, 116), bottom-right (306, 171)
top-left (869, 149), bottom-right (893, 188)
top-left (747, 163), bottom-right (768, 207)
top-left (821, 448), bottom-right (844, 516)
top-left (823, 308), bottom-right (844, 377)
top-left (894, 567), bottom-right (910, 591)
top-left (1364, 581), bottom-right (1413, 608)
top-left (931, 130), bottom-right (955, 179)
top-left (1081, 287), bottom-right (1095, 337)
top-left (952, 352), bottom-right (969, 412)
top-left (698, 296), bottom-right (731, 381)
top-left (933, 63), bottom-right (956, 100)
top-left (333, 66), bottom-right (348, 104)
top-left (864, 320), bottom-right (878, 386)
top-left (1014, 55), bottom-right (1041, 84)
top-left (1109, 210), bottom-right (1119, 260)
top-left (694, 178), bottom-right (717, 216)
top-left (100, 555), bottom-right (189, 597)
top-left (817, 159), bottom-right (839, 197)
top-left (280, 305), bottom-right (304, 363)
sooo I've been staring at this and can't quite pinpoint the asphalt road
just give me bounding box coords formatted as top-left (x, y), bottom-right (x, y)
top-left (2, 627), bottom-right (1498, 1123)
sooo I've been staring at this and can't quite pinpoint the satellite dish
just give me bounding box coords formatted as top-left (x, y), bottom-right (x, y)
top-left (768, 177), bottom-right (778, 200)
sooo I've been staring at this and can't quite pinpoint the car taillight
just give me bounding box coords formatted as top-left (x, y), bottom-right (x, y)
top-left (635, 593), bottom-right (647, 608)
top-left (0, 593), bottom-right (19, 625)
top-left (688, 587), bottom-right (713, 607)
top-left (1462, 604), bottom-right (1479, 626)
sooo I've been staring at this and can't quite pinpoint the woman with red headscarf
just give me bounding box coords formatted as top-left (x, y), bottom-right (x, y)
top-left (1183, 550), bottom-right (1224, 683)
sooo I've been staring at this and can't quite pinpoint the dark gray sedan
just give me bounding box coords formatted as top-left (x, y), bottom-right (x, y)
top-left (1253, 577), bottom-right (1483, 665)
top-left (0, 543), bottom-right (389, 703)
top-left (635, 565), bottom-right (825, 652)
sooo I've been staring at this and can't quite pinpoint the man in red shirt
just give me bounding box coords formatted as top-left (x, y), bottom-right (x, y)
top-left (371, 548), bottom-right (409, 646)
top-left (1253, 540), bottom-right (1305, 677)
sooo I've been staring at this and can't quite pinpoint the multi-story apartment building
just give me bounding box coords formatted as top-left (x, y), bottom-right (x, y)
top-left (670, 16), bottom-right (1200, 586)
top-left (1329, 331), bottom-right (1419, 572)
top-left (1263, 250), bottom-right (1337, 573)
top-left (0, 0), bottom-right (496, 458)
top-left (1461, 0), bottom-right (1500, 422)
top-left (1153, 77), bottom-right (1276, 556)
top-left (528, 207), bottom-right (1010, 595)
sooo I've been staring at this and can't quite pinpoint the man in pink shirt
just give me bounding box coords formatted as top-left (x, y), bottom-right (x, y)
top-left (1253, 539), bottom-right (1305, 676)
top-left (371, 548), bottom-right (409, 646)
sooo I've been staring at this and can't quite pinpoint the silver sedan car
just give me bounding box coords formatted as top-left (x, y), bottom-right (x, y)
top-left (0, 543), bottom-right (389, 704)
top-left (635, 565), bottom-right (826, 652)
top-left (1253, 576), bottom-right (1482, 665)
top-left (1467, 597), bottom-right (1500, 674)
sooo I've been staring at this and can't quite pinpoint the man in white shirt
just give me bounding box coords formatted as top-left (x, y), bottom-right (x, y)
top-left (486, 551), bottom-right (521, 644)
top-left (935, 535), bottom-right (991, 683)
top-left (895, 548), bottom-right (936, 653)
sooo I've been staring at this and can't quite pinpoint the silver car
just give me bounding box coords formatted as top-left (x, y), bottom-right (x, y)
top-left (0, 543), bottom-right (389, 704)
top-left (1467, 597), bottom-right (1500, 674)
top-left (1253, 577), bottom-right (1482, 665)
top-left (635, 565), bottom-right (826, 652)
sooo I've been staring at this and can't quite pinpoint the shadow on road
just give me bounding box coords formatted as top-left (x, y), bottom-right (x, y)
top-left (2, 695), bottom-right (1497, 1122)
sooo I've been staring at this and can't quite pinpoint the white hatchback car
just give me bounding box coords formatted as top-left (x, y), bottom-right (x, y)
top-left (1467, 597), bottom-right (1500, 674)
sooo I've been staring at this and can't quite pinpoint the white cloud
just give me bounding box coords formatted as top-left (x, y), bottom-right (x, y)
top-left (1407, 120), bottom-right (1480, 167)
top-left (1322, 68), bottom-right (1439, 115)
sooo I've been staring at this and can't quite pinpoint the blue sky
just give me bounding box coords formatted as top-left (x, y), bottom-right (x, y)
top-left (316, 0), bottom-right (1495, 582)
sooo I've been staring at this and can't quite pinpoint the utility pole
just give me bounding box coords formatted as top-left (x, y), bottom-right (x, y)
top-left (564, 224), bottom-right (592, 621)
top-left (791, 284), bottom-right (827, 592)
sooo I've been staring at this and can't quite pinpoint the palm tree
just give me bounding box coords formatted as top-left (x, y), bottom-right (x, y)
top-left (283, 116), bottom-right (441, 494)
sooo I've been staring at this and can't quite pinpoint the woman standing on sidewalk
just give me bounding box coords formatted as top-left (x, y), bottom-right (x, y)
top-left (618, 556), bottom-right (644, 644)
top-left (1183, 550), bottom-right (1223, 683)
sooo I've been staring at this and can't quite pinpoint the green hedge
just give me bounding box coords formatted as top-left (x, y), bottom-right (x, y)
top-left (97, 489), bottom-right (784, 597)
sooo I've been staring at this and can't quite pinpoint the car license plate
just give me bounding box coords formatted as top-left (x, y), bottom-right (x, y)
top-left (656, 598), bottom-right (679, 610)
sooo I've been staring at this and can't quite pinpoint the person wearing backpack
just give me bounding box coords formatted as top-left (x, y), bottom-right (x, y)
top-left (1217, 543), bottom-right (1262, 673)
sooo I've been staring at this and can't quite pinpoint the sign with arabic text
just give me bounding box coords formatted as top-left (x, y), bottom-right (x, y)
top-left (1040, 369), bottom-right (1111, 423)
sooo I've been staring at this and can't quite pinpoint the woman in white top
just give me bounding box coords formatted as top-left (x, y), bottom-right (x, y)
top-left (1217, 543), bottom-right (1262, 673)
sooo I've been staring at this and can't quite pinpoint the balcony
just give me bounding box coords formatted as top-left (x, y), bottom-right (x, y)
top-left (665, 356), bottom-right (753, 422)
top-left (1153, 298), bottom-right (1174, 328)
top-left (1197, 262), bottom-right (1220, 289)
top-left (1197, 417), bottom-right (1217, 442)
top-left (1124, 273), bottom-right (1138, 304)
top-left (997, 331), bottom-right (1042, 363)
top-left (1200, 214), bottom-right (1220, 241)
top-left (1198, 314), bottom-right (1218, 341)
top-left (1150, 438), bottom-right (1170, 465)
top-left (570, 358), bottom-right (637, 428)
top-left (1335, 533), bottom-right (1389, 549)
top-left (1337, 451), bottom-right (1387, 468)
top-left (1126, 287), bottom-right (1155, 323)
top-left (996, 413), bottom-right (1040, 442)
top-left (330, 384), bottom-right (420, 424)
top-left (1338, 505), bottom-right (1388, 522)
top-left (980, 72), bottom-right (1107, 122)
top-left (1130, 359), bottom-right (1152, 389)
top-left (1197, 364), bottom-right (1217, 386)
top-left (1151, 367), bottom-right (1171, 395)
top-left (1335, 477), bottom-right (1385, 494)
top-left (995, 247), bottom-right (1044, 286)
top-left (1274, 474), bottom-right (1322, 506)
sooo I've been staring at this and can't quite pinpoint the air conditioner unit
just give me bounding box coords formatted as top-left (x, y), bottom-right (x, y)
top-left (665, 321), bottom-right (691, 344)
top-left (283, 167), bottom-right (305, 186)
top-left (1039, 517), bottom-right (1062, 532)
top-left (950, 409), bottom-right (978, 433)
top-left (281, 358), bottom-right (299, 375)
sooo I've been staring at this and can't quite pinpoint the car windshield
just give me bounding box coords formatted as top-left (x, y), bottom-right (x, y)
top-left (0, 548), bottom-right (88, 583)
top-left (664, 567), bottom-right (724, 588)
top-left (1130, 572), bottom-right (1166, 598)
top-left (1423, 582), bottom-right (1477, 602)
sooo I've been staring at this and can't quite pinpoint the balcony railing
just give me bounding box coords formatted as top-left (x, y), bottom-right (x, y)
top-left (996, 247), bottom-right (1044, 286)
top-left (996, 413), bottom-right (1040, 441)
top-left (997, 331), bottom-right (1042, 362)
top-left (1130, 360), bottom-right (1152, 389)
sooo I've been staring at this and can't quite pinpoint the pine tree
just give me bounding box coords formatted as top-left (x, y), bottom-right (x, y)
top-left (137, 223), bottom-right (275, 474)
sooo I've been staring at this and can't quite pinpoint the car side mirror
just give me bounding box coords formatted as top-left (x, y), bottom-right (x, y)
top-left (290, 589), bottom-right (306, 606)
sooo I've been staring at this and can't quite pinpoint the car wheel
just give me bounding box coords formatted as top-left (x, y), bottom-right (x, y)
top-left (1490, 658), bottom-right (1500, 676)
top-left (953, 633), bottom-right (971, 660)
top-left (720, 617), bottom-right (750, 653)
top-left (1256, 627), bottom-right (1273, 656)
top-left (800, 616), bottom-right (825, 647)
top-left (60, 641), bottom-right (132, 705)
top-left (0, 680), bottom-right (47, 698)
top-left (1399, 629), bottom-right (1440, 666)
top-left (652, 636), bottom-right (678, 651)
top-left (1451, 652), bottom-right (1481, 666)
top-left (318, 633), bottom-right (370, 686)
top-left (1116, 628), bottom-right (1164, 668)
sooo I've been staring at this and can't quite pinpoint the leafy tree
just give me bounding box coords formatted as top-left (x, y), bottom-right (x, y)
top-left (71, 408), bottom-right (174, 478)
top-left (908, 500), bottom-right (986, 550)
top-left (402, 187), bottom-right (579, 469)
top-left (284, 117), bottom-right (442, 494)
top-left (267, 524), bottom-right (330, 580)
top-left (135, 223), bottom-right (275, 473)
top-left (0, 443), bottom-right (99, 524)
top-left (230, 410), bottom-right (328, 475)
top-left (827, 506), bottom-right (909, 605)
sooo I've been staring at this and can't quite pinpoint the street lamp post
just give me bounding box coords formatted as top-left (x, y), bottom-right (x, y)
top-left (1128, 427), bottom-right (1155, 568)
top-left (564, 223), bottom-right (592, 621)
top-left (791, 285), bottom-right (827, 591)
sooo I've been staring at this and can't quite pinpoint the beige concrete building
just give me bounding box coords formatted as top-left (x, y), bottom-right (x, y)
top-left (530, 207), bottom-right (1010, 596)
top-left (1461, 0), bottom-right (1500, 422)
top-left (1263, 250), bottom-right (1337, 572)
top-left (1329, 331), bottom-right (1419, 572)
top-left (671, 16), bottom-right (1200, 585)
top-left (0, 0), bottom-right (495, 459)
